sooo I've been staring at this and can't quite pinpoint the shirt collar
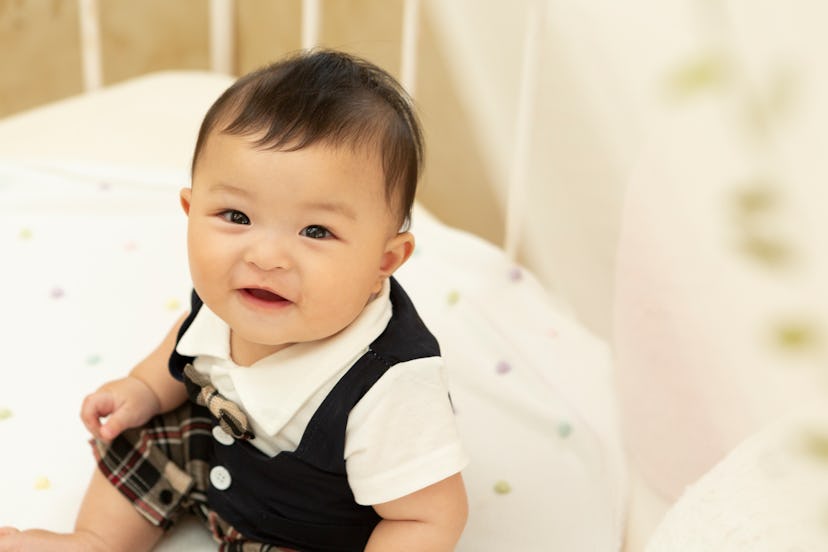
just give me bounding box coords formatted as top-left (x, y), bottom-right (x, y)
top-left (175, 279), bottom-right (393, 435)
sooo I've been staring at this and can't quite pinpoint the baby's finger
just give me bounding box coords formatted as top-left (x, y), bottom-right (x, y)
top-left (99, 407), bottom-right (133, 441)
top-left (79, 392), bottom-right (115, 440)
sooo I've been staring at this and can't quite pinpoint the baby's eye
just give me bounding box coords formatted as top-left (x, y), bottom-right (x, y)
top-left (300, 225), bottom-right (333, 239)
top-left (220, 210), bottom-right (250, 225)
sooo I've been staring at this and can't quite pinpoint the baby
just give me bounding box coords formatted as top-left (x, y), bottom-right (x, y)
top-left (0, 50), bottom-right (469, 551)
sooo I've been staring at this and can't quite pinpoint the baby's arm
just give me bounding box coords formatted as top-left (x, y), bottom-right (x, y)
top-left (81, 313), bottom-right (189, 442)
top-left (366, 472), bottom-right (468, 551)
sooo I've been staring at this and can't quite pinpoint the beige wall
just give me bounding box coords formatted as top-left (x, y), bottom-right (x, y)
top-left (99, 0), bottom-right (210, 84)
top-left (235, 0), bottom-right (301, 73)
top-left (0, 0), bottom-right (84, 115)
top-left (0, 0), bottom-right (503, 248)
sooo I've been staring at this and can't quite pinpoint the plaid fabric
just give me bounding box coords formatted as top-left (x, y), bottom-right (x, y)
top-left (208, 511), bottom-right (296, 552)
top-left (91, 401), bottom-right (297, 551)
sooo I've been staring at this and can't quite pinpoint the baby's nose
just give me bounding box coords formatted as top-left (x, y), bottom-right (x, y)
top-left (244, 234), bottom-right (290, 271)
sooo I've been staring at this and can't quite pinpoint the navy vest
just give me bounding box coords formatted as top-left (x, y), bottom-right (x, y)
top-left (169, 277), bottom-right (440, 551)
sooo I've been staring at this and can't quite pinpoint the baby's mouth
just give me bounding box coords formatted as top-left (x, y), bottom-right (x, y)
top-left (243, 288), bottom-right (288, 303)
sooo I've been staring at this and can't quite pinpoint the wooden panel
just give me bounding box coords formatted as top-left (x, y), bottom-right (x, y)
top-left (98, 0), bottom-right (209, 85)
top-left (235, 0), bottom-right (301, 75)
top-left (237, 0), bottom-right (403, 77)
top-left (318, 0), bottom-right (403, 78)
top-left (0, 0), bottom-right (83, 117)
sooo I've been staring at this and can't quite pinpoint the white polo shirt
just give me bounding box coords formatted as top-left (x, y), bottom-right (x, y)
top-left (175, 280), bottom-right (469, 505)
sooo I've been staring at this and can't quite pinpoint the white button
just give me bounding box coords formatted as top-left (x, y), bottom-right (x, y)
top-left (212, 425), bottom-right (234, 446)
top-left (210, 466), bottom-right (232, 490)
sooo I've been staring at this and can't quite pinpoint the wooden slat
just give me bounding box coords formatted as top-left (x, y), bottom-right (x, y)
top-left (209, 0), bottom-right (236, 74)
top-left (78, 0), bottom-right (102, 91)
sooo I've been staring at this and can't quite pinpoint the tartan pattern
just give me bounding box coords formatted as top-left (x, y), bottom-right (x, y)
top-left (91, 401), bottom-right (296, 551)
top-left (208, 511), bottom-right (297, 552)
top-left (91, 403), bottom-right (213, 529)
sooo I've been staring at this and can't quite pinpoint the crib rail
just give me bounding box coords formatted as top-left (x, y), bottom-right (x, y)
top-left (78, 0), bottom-right (102, 92)
top-left (209, 0), bottom-right (236, 75)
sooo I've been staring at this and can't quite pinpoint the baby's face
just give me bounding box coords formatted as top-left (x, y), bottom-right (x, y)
top-left (182, 131), bottom-right (406, 365)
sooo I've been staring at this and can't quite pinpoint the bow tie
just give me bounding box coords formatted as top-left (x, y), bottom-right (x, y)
top-left (183, 363), bottom-right (255, 441)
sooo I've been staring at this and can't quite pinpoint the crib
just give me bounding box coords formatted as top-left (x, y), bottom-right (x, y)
top-left (2, 2), bottom-right (827, 551)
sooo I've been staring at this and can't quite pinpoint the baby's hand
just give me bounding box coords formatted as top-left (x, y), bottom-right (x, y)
top-left (80, 376), bottom-right (161, 442)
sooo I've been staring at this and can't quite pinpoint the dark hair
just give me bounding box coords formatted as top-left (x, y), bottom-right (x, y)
top-left (192, 49), bottom-right (424, 226)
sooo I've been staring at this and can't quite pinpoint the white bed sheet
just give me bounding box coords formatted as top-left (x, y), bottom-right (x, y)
top-left (0, 72), bottom-right (626, 551)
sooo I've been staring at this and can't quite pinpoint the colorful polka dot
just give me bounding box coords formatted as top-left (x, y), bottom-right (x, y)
top-left (86, 354), bottom-right (102, 366)
top-left (493, 480), bottom-right (512, 494)
top-left (802, 431), bottom-right (828, 461)
top-left (98, 181), bottom-right (111, 191)
top-left (557, 421), bottom-right (573, 438)
top-left (446, 290), bottom-right (460, 305)
top-left (166, 298), bottom-right (182, 311)
top-left (508, 267), bottom-right (523, 282)
top-left (50, 287), bottom-right (65, 299)
top-left (0, 408), bottom-right (12, 421)
top-left (773, 320), bottom-right (818, 352)
top-left (496, 360), bottom-right (512, 374)
top-left (18, 228), bottom-right (33, 240)
top-left (34, 476), bottom-right (51, 490)
top-left (123, 241), bottom-right (138, 252)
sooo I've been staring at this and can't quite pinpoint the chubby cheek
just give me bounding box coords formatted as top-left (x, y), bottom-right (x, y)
top-left (187, 233), bottom-right (207, 278)
top-left (187, 228), bottom-right (231, 292)
top-left (309, 265), bottom-right (382, 323)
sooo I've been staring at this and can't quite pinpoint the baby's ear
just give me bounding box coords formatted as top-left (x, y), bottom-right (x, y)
top-left (379, 231), bottom-right (415, 277)
top-left (180, 188), bottom-right (192, 215)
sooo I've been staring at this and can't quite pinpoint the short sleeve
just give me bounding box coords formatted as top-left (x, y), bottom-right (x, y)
top-left (344, 356), bottom-right (469, 505)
